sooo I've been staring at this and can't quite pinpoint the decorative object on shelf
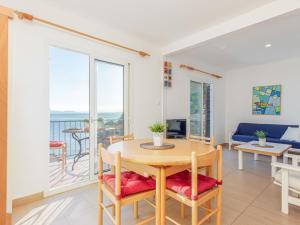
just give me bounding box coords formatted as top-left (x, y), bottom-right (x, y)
top-left (163, 61), bottom-right (172, 87)
top-left (252, 85), bottom-right (281, 115)
top-left (149, 122), bottom-right (166, 146)
top-left (179, 64), bottom-right (222, 78)
top-left (140, 142), bottom-right (175, 150)
top-left (255, 130), bottom-right (267, 146)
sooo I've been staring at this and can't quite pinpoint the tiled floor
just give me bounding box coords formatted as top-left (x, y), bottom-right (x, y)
top-left (14, 148), bottom-right (300, 225)
top-left (49, 156), bottom-right (90, 189)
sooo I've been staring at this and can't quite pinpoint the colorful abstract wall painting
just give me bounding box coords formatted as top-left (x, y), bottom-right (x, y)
top-left (252, 85), bottom-right (281, 115)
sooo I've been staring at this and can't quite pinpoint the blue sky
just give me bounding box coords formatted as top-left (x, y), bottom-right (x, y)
top-left (49, 46), bottom-right (123, 112)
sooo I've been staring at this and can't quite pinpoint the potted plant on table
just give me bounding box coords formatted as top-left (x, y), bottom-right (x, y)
top-left (149, 122), bottom-right (166, 147)
top-left (255, 130), bottom-right (267, 146)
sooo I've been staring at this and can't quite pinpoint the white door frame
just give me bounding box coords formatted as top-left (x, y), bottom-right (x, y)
top-left (187, 80), bottom-right (213, 138)
top-left (46, 41), bottom-right (131, 195)
top-left (90, 56), bottom-right (130, 181)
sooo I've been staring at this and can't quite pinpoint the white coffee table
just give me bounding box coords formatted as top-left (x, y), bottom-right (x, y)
top-left (235, 141), bottom-right (291, 177)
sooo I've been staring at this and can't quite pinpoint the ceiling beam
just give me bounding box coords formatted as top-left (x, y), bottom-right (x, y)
top-left (163, 0), bottom-right (300, 55)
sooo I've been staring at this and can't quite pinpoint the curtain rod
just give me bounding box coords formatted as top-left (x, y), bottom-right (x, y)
top-left (180, 64), bottom-right (222, 79)
top-left (1, 5), bottom-right (149, 57)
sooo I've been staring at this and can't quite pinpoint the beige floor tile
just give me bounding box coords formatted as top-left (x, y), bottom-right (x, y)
top-left (233, 206), bottom-right (300, 225)
top-left (13, 148), bottom-right (300, 225)
top-left (252, 183), bottom-right (300, 222)
top-left (13, 199), bottom-right (68, 225)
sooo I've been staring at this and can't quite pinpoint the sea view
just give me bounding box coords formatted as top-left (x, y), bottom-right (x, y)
top-left (50, 111), bottom-right (123, 122)
top-left (50, 111), bottom-right (123, 158)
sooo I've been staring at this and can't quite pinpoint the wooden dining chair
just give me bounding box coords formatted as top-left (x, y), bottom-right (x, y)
top-left (187, 135), bottom-right (216, 217)
top-left (109, 134), bottom-right (134, 144)
top-left (188, 134), bottom-right (215, 146)
top-left (108, 134), bottom-right (138, 218)
top-left (98, 144), bottom-right (157, 225)
top-left (165, 145), bottom-right (223, 225)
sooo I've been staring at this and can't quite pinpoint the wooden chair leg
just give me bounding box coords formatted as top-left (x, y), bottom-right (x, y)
top-left (216, 188), bottom-right (222, 225)
top-left (134, 201), bottom-right (139, 219)
top-left (206, 166), bottom-right (213, 222)
top-left (111, 165), bottom-right (116, 217)
top-left (98, 184), bottom-right (103, 225)
top-left (192, 202), bottom-right (198, 225)
top-left (115, 201), bottom-right (121, 225)
top-left (64, 144), bottom-right (67, 166)
top-left (180, 203), bottom-right (185, 219)
top-left (62, 144), bottom-right (67, 170)
top-left (205, 200), bottom-right (212, 222)
top-left (112, 205), bottom-right (116, 217)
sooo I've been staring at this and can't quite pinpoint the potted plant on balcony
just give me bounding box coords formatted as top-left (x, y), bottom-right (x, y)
top-left (255, 130), bottom-right (267, 146)
top-left (84, 119), bottom-right (90, 131)
top-left (149, 122), bottom-right (166, 147)
top-left (84, 117), bottom-right (105, 130)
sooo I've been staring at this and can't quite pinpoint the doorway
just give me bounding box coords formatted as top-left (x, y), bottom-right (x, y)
top-left (49, 46), bottom-right (129, 191)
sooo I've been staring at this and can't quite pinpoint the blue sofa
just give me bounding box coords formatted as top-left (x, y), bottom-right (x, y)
top-left (230, 123), bottom-right (300, 149)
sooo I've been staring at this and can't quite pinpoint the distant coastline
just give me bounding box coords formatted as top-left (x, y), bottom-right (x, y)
top-left (50, 111), bottom-right (123, 122)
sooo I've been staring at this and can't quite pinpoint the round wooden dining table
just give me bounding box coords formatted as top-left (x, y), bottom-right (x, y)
top-left (107, 138), bottom-right (216, 225)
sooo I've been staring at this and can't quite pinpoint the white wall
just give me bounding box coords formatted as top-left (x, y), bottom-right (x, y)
top-left (164, 58), bottom-right (226, 144)
top-left (225, 57), bottom-right (300, 141)
top-left (5, 1), bottom-right (163, 206)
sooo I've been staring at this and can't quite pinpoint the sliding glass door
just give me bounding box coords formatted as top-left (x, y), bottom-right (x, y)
top-left (189, 81), bottom-right (212, 137)
top-left (49, 46), bottom-right (90, 190)
top-left (93, 60), bottom-right (128, 175)
top-left (49, 46), bottom-right (129, 191)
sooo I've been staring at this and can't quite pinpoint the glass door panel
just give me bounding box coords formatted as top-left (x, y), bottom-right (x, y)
top-left (49, 46), bottom-right (90, 190)
top-left (94, 60), bottom-right (125, 174)
top-left (190, 81), bottom-right (203, 136)
top-left (202, 83), bottom-right (211, 137)
top-left (189, 81), bottom-right (211, 137)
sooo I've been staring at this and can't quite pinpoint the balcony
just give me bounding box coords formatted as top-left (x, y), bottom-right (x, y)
top-left (49, 118), bottom-right (123, 189)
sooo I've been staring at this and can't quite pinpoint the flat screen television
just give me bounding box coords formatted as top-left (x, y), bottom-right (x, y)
top-left (166, 119), bottom-right (186, 139)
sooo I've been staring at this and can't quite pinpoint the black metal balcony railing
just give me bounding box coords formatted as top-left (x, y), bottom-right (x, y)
top-left (50, 120), bottom-right (124, 159)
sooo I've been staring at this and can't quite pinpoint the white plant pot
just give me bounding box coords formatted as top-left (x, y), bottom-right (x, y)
top-left (153, 132), bottom-right (164, 147)
top-left (259, 138), bottom-right (266, 146)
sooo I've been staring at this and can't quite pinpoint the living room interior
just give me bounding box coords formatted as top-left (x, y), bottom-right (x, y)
top-left (1, 1), bottom-right (300, 225)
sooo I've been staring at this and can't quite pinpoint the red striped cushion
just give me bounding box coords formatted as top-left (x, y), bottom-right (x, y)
top-left (102, 171), bottom-right (156, 198)
top-left (166, 170), bottom-right (218, 198)
top-left (49, 141), bottom-right (65, 148)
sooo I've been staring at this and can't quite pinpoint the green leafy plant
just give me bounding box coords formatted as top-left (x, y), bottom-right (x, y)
top-left (255, 130), bottom-right (267, 139)
top-left (149, 122), bottom-right (166, 133)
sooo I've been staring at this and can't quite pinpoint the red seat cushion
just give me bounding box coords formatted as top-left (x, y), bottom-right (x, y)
top-left (49, 141), bottom-right (65, 148)
top-left (102, 171), bottom-right (156, 198)
top-left (166, 170), bottom-right (218, 198)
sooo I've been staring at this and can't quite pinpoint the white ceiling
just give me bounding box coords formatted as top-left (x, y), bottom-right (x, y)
top-left (171, 9), bottom-right (300, 71)
top-left (40, 0), bottom-right (275, 45)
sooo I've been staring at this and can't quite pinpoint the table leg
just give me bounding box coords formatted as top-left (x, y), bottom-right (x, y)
top-left (271, 156), bottom-right (277, 177)
top-left (160, 167), bottom-right (166, 225)
top-left (238, 150), bottom-right (243, 170)
top-left (254, 153), bottom-right (258, 161)
top-left (155, 169), bottom-right (161, 225)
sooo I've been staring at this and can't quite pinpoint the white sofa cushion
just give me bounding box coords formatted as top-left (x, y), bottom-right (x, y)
top-left (280, 127), bottom-right (300, 141)
top-left (274, 169), bottom-right (300, 192)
